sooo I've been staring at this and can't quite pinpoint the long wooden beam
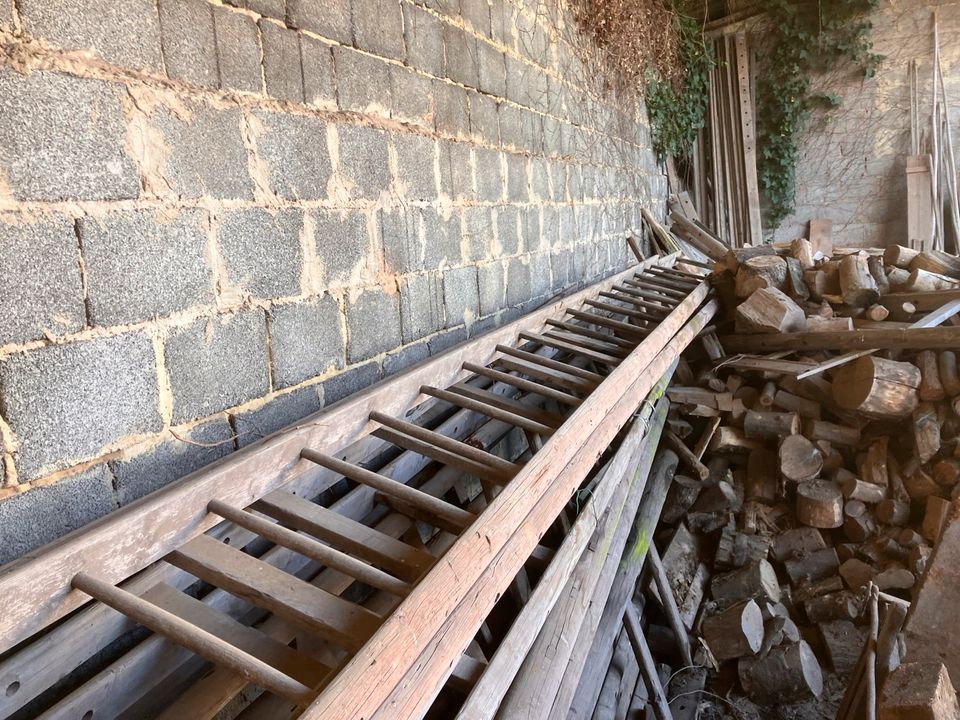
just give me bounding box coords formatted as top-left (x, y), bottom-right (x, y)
top-left (300, 285), bottom-right (716, 719)
top-left (0, 255), bottom-right (673, 655)
top-left (721, 321), bottom-right (960, 353)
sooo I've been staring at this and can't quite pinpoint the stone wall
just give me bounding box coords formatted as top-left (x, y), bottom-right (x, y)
top-left (763, 0), bottom-right (960, 246)
top-left (0, 0), bottom-right (663, 562)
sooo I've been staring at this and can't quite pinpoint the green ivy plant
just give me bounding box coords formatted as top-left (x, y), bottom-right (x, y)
top-left (646, 4), bottom-right (715, 163)
top-left (757, 0), bottom-right (883, 227)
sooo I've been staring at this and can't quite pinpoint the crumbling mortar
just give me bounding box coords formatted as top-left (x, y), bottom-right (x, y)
top-left (72, 218), bottom-right (93, 328)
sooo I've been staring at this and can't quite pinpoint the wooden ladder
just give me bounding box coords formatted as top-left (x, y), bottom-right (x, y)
top-left (0, 256), bottom-right (713, 720)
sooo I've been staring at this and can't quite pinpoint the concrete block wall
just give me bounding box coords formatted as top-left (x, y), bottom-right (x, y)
top-left (766, 0), bottom-right (960, 246)
top-left (0, 0), bottom-right (664, 562)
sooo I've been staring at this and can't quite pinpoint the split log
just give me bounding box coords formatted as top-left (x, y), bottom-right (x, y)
top-left (785, 257), bottom-right (811, 302)
top-left (900, 268), bottom-right (960, 293)
top-left (939, 351), bottom-right (960, 397)
top-left (771, 528), bottom-right (827, 562)
top-left (842, 478), bottom-right (886, 504)
top-left (805, 316), bottom-right (854, 332)
top-left (932, 458), bottom-right (960, 488)
top-left (791, 238), bottom-right (815, 269)
top-left (803, 419), bottom-right (860, 447)
top-left (709, 427), bottom-right (763, 454)
top-left (805, 590), bottom-right (861, 622)
top-left (909, 251), bottom-right (960, 279)
top-left (744, 411), bottom-right (801, 439)
top-left (869, 255), bottom-right (891, 296)
top-left (660, 475), bottom-right (703, 526)
top-left (876, 500), bottom-right (911, 526)
top-left (884, 245), bottom-right (921, 269)
top-left (906, 468), bottom-right (940, 501)
top-left (701, 599), bottom-right (764, 661)
top-left (808, 219), bottom-right (833, 257)
top-left (784, 547), bottom-right (840, 586)
top-left (839, 251), bottom-right (880, 308)
top-left (863, 438), bottom-right (891, 489)
top-left (735, 256), bottom-right (788, 298)
top-left (844, 511), bottom-right (876, 543)
top-left (793, 576), bottom-right (844, 604)
top-left (874, 566), bottom-right (915, 591)
top-left (773, 389), bottom-right (821, 420)
top-left (738, 641), bottom-right (823, 704)
top-left (832, 356), bottom-right (921, 420)
top-left (922, 496), bottom-right (952, 542)
top-left (820, 620), bottom-right (867, 677)
top-left (780, 435), bottom-right (823, 483)
top-left (711, 559), bottom-right (781, 608)
top-left (915, 403), bottom-right (941, 464)
top-left (735, 287), bottom-right (805, 334)
top-left (840, 558), bottom-right (875, 590)
top-left (887, 267), bottom-right (912, 288)
top-left (796, 480), bottom-right (844, 529)
top-left (909, 544), bottom-right (931, 576)
top-left (918, 351), bottom-right (947, 402)
top-left (746, 448), bottom-right (779, 503)
top-left (898, 528), bottom-right (924, 548)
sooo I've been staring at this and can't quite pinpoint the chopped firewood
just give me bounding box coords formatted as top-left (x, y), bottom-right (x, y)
top-left (796, 480), bottom-right (844, 528)
top-left (780, 435), bottom-right (823, 482)
top-left (805, 590), bottom-right (862, 622)
top-left (839, 251), bottom-right (880, 307)
top-left (735, 255), bottom-right (788, 298)
top-left (879, 661), bottom-right (960, 720)
top-left (832, 356), bottom-right (922, 419)
top-left (738, 641), bottom-right (823, 704)
top-left (711, 559), bottom-right (781, 609)
top-left (771, 528), bottom-right (828, 563)
top-left (784, 547), bottom-right (840, 586)
top-left (918, 350), bottom-right (947, 401)
top-left (922, 495), bottom-right (952, 542)
top-left (939, 350), bottom-right (960, 397)
top-left (735, 287), bottom-right (805, 334)
top-left (744, 410), bottom-right (800, 439)
top-left (819, 620), bottom-right (867, 677)
top-left (702, 599), bottom-right (764, 660)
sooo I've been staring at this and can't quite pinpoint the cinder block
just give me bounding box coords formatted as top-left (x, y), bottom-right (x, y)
top-left (460, 206), bottom-right (491, 263)
top-left (381, 207), bottom-right (422, 273)
top-left (400, 273), bottom-right (445, 343)
top-left (428, 325), bottom-right (468, 355)
top-left (0, 466), bottom-right (116, 565)
top-left (528, 252), bottom-right (552, 299)
top-left (287, 0), bottom-right (352, 44)
top-left (268, 296), bottom-right (344, 388)
top-left (232, 387), bottom-right (322, 448)
top-left (352, 0), bottom-right (405, 60)
top-left (443, 25), bottom-right (478, 87)
top-left (499, 102), bottom-right (540, 152)
top-left (322, 361), bottom-right (382, 405)
top-left (0, 69), bottom-right (138, 201)
top-left (567, 163), bottom-right (584, 201)
top-left (390, 67), bottom-right (434, 127)
top-left (337, 124), bottom-right (391, 200)
top-left (488, 0), bottom-right (513, 46)
top-left (477, 261), bottom-right (505, 316)
top-left (495, 206), bottom-right (520, 256)
top-left (0, 0), bottom-right (11, 26)
top-left (214, 7), bottom-right (262, 93)
top-left (477, 42), bottom-right (506, 96)
top-left (403, 3), bottom-right (444, 76)
top-left (551, 249), bottom-right (575, 289)
top-left (444, 141), bottom-right (475, 200)
top-left (422, 208), bottom-right (463, 268)
top-left (384, 341), bottom-right (430, 377)
top-left (218, 208), bottom-right (303, 300)
top-left (505, 256), bottom-right (532, 306)
top-left (529, 157), bottom-right (549, 199)
top-left (443, 266), bottom-right (479, 327)
top-left (260, 20), bottom-right (304, 102)
top-left (460, 0), bottom-right (490, 35)
top-left (434, 80), bottom-right (470, 138)
top-left (314, 209), bottom-right (372, 286)
top-left (159, 0), bottom-right (219, 88)
top-left (0, 334), bottom-right (162, 479)
top-left (505, 154), bottom-right (528, 202)
top-left (165, 310), bottom-right (270, 423)
top-left (474, 148), bottom-right (504, 201)
top-left (346, 288), bottom-right (402, 362)
top-left (549, 161), bottom-right (566, 202)
top-left (252, 110), bottom-right (332, 200)
top-left (19, 0), bottom-right (162, 71)
top-left (334, 46), bottom-right (392, 114)
top-left (523, 206), bottom-right (542, 253)
top-left (301, 36), bottom-right (336, 107)
top-left (225, 0), bottom-right (284, 19)
top-left (469, 91), bottom-right (499, 144)
top-left (80, 209), bottom-right (214, 326)
top-left (393, 134), bottom-right (438, 201)
top-left (110, 418), bottom-right (235, 505)
top-left (0, 216), bottom-right (85, 345)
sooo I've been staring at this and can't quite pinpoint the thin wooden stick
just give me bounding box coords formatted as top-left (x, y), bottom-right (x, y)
top-left (623, 603), bottom-right (673, 720)
top-left (647, 544), bottom-right (694, 666)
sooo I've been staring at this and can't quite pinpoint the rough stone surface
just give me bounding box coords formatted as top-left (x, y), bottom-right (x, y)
top-left (0, 216), bottom-right (86, 345)
top-left (252, 110), bottom-right (332, 199)
top-left (423, 209), bottom-right (463, 268)
top-left (153, 104), bottom-right (252, 200)
top-left (213, 7), bottom-right (262, 93)
top-left (334, 46), bottom-right (392, 114)
top-left (0, 334), bottom-right (162, 479)
top-left (110, 418), bottom-right (235, 505)
top-left (381, 207), bottom-right (422, 274)
top-left (19, 0), bottom-right (163, 70)
top-left (475, 148), bottom-right (504, 201)
top-left (337, 124), bottom-right (391, 200)
top-left (322, 360), bottom-right (382, 405)
top-left (165, 310), bottom-right (270, 423)
top-left (0, 466), bottom-right (116, 564)
top-left (260, 20), bottom-right (304, 102)
top-left (287, 0), bottom-right (352, 44)
top-left (393, 134), bottom-right (437, 201)
top-left (346, 288), bottom-right (402, 362)
top-left (352, 0), bottom-right (405, 60)
top-left (469, 91), bottom-right (500, 144)
top-left (231, 386), bottom-right (322, 448)
top-left (443, 24), bottom-right (479, 87)
top-left (390, 67), bottom-right (434, 127)
top-left (383, 341), bottom-right (430, 377)
top-left (268, 295), bottom-right (344, 388)
top-left (0, 69), bottom-right (139, 201)
top-left (400, 272), bottom-right (445, 343)
top-left (158, 0), bottom-right (219, 88)
top-left (218, 208), bottom-right (304, 300)
top-left (300, 35), bottom-right (336, 107)
top-left (403, 3), bottom-right (445, 77)
top-left (434, 79), bottom-right (470, 137)
top-left (444, 266), bottom-right (479, 327)
top-left (80, 209), bottom-right (214, 325)
top-left (314, 209), bottom-right (371, 287)
top-left (477, 260), bottom-right (505, 316)
top-left (495, 206), bottom-right (521, 256)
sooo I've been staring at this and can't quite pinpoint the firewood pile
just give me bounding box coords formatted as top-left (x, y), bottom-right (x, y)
top-left (632, 229), bottom-right (960, 715)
